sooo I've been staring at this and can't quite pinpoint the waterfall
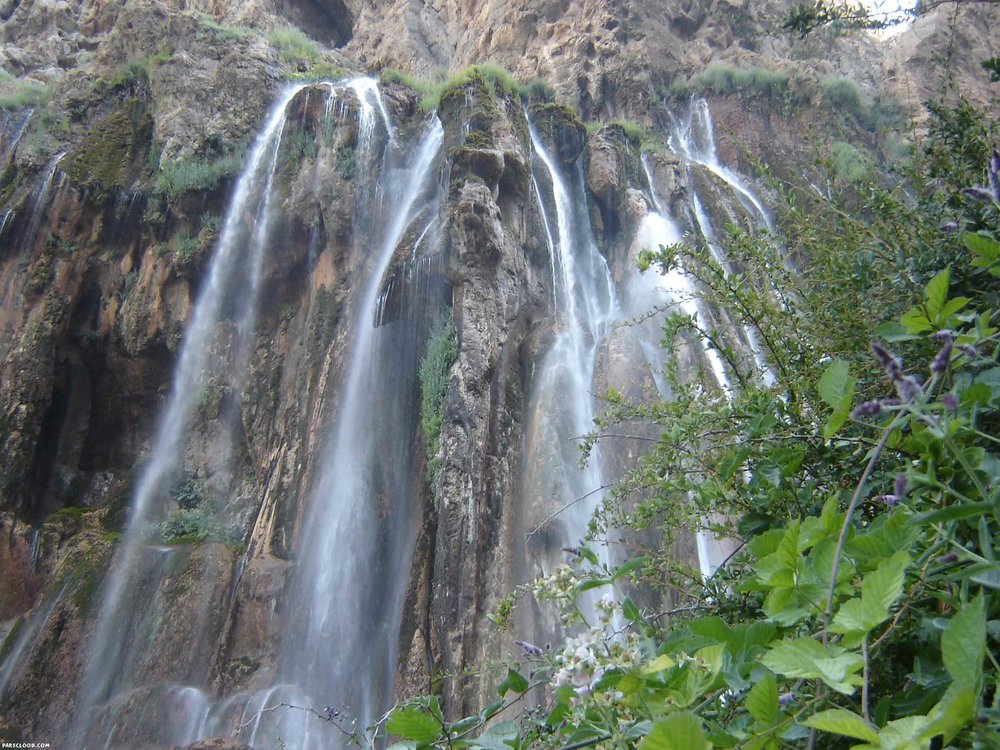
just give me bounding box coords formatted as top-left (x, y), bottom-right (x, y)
top-left (15, 150), bottom-right (66, 254)
top-left (69, 82), bottom-right (310, 747)
top-left (521, 121), bottom-right (617, 623)
top-left (635, 169), bottom-right (738, 578)
top-left (668, 98), bottom-right (773, 232)
top-left (161, 85), bottom-right (444, 750)
top-left (268, 113), bottom-right (444, 749)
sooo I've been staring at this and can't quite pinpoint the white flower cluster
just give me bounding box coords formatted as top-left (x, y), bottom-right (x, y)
top-left (551, 607), bottom-right (640, 704)
top-left (532, 564), bottom-right (580, 616)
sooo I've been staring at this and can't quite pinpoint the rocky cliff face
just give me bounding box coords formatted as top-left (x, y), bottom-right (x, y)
top-left (0, 0), bottom-right (996, 746)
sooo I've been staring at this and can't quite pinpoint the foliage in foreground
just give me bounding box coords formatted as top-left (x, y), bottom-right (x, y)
top-left (366, 99), bottom-right (1000, 750)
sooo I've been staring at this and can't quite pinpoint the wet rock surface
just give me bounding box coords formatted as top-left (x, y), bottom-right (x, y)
top-left (0, 0), bottom-right (996, 746)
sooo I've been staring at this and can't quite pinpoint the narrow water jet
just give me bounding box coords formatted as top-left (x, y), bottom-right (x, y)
top-left (520, 121), bottom-right (617, 631)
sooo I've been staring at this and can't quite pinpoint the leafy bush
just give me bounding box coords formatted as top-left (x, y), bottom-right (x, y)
top-left (267, 26), bottom-right (319, 66)
top-left (374, 99), bottom-right (1000, 750)
top-left (419, 312), bottom-right (457, 492)
top-left (820, 76), bottom-right (864, 113)
top-left (153, 145), bottom-right (247, 197)
top-left (521, 77), bottom-right (556, 103)
top-left (0, 78), bottom-right (49, 110)
top-left (831, 139), bottom-right (873, 183)
top-left (696, 64), bottom-right (792, 101)
top-left (157, 508), bottom-right (239, 545)
top-left (196, 14), bottom-right (256, 43)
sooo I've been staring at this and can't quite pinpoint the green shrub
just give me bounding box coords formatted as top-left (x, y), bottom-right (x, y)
top-left (613, 119), bottom-right (646, 144)
top-left (196, 14), bottom-right (256, 43)
top-left (0, 79), bottom-right (49, 110)
top-left (336, 148), bottom-right (356, 180)
top-left (267, 26), bottom-right (320, 66)
top-left (288, 62), bottom-right (351, 82)
top-left (831, 139), bottom-right (873, 182)
top-left (419, 312), bottom-right (457, 492)
top-left (154, 145), bottom-right (247, 197)
top-left (170, 475), bottom-right (201, 509)
top-left (695, 64), bottom-right (793, 102)
top-left (521, 77), bottom-right (556, 103)
top-left (820, 75), bottom-right (863, 113)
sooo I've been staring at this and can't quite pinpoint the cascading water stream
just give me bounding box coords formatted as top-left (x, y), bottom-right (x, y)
top-left (661, 103), bottom-right (778, 386)
top-left (668, 98), bottom-right (774, 232)
top-left (69, 82), bottom-right (311, 748)
top-left (187, 91), bottom-right (445, 750)
top-left (633, 183), bottom-right (737, 578)
top-left (522, 121), bottom-right (617, 622)
top-left (277, 115), bottom-right (443, 747)
top-left (19, 151), bottom-right (66, 253)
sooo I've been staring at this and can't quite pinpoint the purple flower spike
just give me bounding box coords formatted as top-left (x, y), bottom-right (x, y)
top-left (851, 400), bottom-right (882, 418)
top-left (778, 692), bottom-right (797, 708)
top-left (932, 330), bottom-right (955, 344)
top-left (896, 375), bottom-right (923, 403)
top-left (964, 186), bottom-right (996, 203)
top-left (871, 342), bottom-right (903, 380)
top-left (930, 340), bottom-right (953, 374)
top-left (990, 149), bottom-right (1000, 203)
top-left (515, 640), bottom-right (544, 658)
top-left (941, 393), bottom-right (958, 414)
top-left (877, 494), bottom-right (899, 508)
top-left (894, 473), bottom-right (908, 499)
top-left (562, 546), bottom-right (581, 557)
top-left (939, 221), bottom-right (959, 234)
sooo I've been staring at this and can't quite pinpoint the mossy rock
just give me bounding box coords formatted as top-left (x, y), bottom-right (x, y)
top-left (65, 95), bottom-right (153, 199)
top-left (528, 102), bottom-right (586, 164)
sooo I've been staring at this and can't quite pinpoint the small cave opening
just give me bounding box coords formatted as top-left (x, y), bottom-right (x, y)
top-left (279, 0), bottom-right (354, 48)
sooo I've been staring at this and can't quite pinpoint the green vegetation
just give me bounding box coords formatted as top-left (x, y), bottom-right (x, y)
top-left (0, 76), bottom-right (49, 111)
top-left (372, 96), bottom-right (1000, 750)
top-left (695, 64), bottom-right (804, 105)
top-left (65, 96), bottom-right (153, 199)
top-left (195, 380), bottom-right (225, 419)
top-left (153, 144), bottom-right (247, 198)
top-left (419, 312), bottom-right (457, 494)
top-left (820, 76), bottom-right (863, 114)
top-left (157, 507), bottom-right (240, 546)
top-left (831, 139), bottom-right (873, 183)
top-left (381, 64), bottom-right (555, 113)
top-left (288, 61), bottom-right (352, 82)
top-left (196, 14), bottom-right (256, 43)
top-left (267, 26), bottom-right (320, 67)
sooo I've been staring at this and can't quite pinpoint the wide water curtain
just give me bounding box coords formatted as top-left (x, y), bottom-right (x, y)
top-left (262, 99), bottom-right (445, 750)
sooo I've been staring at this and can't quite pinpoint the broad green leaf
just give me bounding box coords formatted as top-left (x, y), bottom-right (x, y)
top-left (505, 668), bottom-right (529, 695)
top-left (613, 556), bottom-right (651, 580)
top-left (818, 359), bottom-right (856, 438)
top-left (802, 708), bottom-right (879, 743)
top-left (924, 268), bottom-right (950, 319)
top-left (863, 551), bottom-right (910, 612)
top-left (924, 685), bottom-right (975, 743)
top-left (941, 594), bottom-right (986, 690)
top-left (875, 320), bottom-right (917, 342)
top-left (900, 306), bottom-right (933, 334)
top-left (642, 653), bottom-right (676, 673)
top-left (468, 720), bottom-right (519, 750)
top-left (386, 707), bottom-right (442, 744)
top-left (876, 715), bottom-right (929, 749)
top-left (964, 230), bottom-right (1000, 272)
top-left (761, 638), bottom-right (863, 694)
top-left (639, 712), bottom-right (708, 750)
top-left (745, 672), bottom-right (778, 725)
top-left (622, 596), bottom-right (643, 623)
